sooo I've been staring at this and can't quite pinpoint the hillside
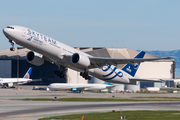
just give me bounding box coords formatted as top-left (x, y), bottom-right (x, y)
top-left (145, 50), bottom-right (180, 68)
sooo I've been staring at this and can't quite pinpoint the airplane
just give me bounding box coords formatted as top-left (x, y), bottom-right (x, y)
top-left (47, 82), bottom-right (115, 93)
top-left (3, 25), bottom-right (172, 84)
top-left (0, 67), bottom-right (32, 88)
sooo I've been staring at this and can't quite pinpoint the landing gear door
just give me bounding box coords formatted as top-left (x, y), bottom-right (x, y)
top-left (22, 29), bottom-right (26, 37)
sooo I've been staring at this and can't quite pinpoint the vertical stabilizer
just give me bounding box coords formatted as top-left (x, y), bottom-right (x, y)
top-left (23, 67), bottom-right (32, 79)
top-left (121, 51), bottom-right (145, 77)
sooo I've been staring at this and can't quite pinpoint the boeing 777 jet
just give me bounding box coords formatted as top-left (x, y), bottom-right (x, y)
top-left (3, 26), bottom-right (171, 84)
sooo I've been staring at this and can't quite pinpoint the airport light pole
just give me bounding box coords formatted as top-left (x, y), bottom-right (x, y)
top-left (17, 48), bottom-right (19, 90)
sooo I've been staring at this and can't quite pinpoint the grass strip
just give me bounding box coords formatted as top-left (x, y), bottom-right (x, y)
top-left (161, 89), bottom-right (180, 91)
top-left (133, 97), bottom-right (180, 99)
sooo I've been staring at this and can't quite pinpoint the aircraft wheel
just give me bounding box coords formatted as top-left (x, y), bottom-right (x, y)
top-left (10, 47), bottom-right (15, 51)
top-left (88, 76), bottom-right (91, 80)
top-left (80, 72), bottom-right (83, 76)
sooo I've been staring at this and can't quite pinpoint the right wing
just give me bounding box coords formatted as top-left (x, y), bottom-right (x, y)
top-left (88, 56), bottom-right (173, 68)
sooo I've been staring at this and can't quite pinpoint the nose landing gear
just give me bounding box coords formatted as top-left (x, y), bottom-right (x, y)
top-left (10, 47), bottom-right (15, 51)
top-left (9, 40), bottom-right (15, 51)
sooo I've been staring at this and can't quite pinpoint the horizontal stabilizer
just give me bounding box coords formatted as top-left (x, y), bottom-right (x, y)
top-left (129, 78), bottom-right (164, 83)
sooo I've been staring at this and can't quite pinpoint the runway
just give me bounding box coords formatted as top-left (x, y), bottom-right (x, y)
top-left (0, 87), bottom-right (180, 120)
top-left (0, 100), bottom-right (180, 120)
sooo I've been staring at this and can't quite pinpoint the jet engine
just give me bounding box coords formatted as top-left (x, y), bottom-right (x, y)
top-left (26, 51), bottom-right (44, 66)
top-left (7, 83), bottom-right (13, 87)
top-left (3, 83), bottom-right (13, 88)
top-left (71, 53), bottom-right (90, 68)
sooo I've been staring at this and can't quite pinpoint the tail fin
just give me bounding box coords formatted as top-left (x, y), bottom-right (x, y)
top-left (121, 51), bottom-right (145, 77)
top-left (23, 67), bottom-right (32, 79)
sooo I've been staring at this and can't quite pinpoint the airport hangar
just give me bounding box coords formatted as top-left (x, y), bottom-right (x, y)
top-left (0, 47), bottom-right (175, 91)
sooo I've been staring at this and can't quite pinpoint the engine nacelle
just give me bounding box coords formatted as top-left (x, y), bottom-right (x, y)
top-left (3, 83), bottom-right (13, 88)
top-left (26, 51), bottom-right (44, 66)
top-left (6, 83), bottom-right (13, 88)
top-left (71, 53), bottom-right (90, 68)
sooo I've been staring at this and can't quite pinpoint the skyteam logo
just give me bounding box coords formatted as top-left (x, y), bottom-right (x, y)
top-left (27, 36), bottom-right (33, 41)
top-left (101, 65), bottom-right (123, 80)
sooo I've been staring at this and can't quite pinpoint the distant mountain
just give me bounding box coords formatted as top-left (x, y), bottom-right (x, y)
top-left (144, 49), bottom-right (180, 68)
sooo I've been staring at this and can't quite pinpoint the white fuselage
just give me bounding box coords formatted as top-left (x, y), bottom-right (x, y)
top-left (0, 78), bottom-right (32, 85)
top-left (3, 26), bottom-right (133, 84)
top-left (48, 83), bottom-right (113, 91)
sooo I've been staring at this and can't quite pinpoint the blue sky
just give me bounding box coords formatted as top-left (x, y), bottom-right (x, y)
top-left (0, 0), bottom-right (180, 51)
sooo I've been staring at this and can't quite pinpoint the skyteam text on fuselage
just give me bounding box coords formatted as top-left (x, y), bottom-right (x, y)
top-left (3, 26), bottom-right (172, 84)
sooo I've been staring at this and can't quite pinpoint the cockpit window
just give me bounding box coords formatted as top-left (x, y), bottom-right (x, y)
top-left (7, 26), bottom-right (14, 29)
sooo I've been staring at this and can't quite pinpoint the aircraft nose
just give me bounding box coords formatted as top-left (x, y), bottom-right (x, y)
top-left (3, 28), bottom-right (8, 36)
top-left (3, 28), bottom-right (11, 37)
top-left (47, 86), bottom-right (52, 90)
top-left (3, 27), bottom-right (14, 40)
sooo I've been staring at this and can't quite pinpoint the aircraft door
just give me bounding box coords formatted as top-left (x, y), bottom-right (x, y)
top-left (22, 29), bottom-right (26, 37)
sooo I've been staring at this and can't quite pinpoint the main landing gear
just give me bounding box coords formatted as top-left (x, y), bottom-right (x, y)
top-left (80, 72), bottom-right (91, 80)
top-left (55, 71), bottom-right (66, 78)
top-left (55, 66), bottom-right (67, 79)
top-left (80, 68), bottom-right (91, 80)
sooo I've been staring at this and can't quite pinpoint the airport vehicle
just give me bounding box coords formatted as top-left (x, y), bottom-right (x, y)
top-left (47, 82), bottom-right (115, 93)
top-left (146, 87), bottom-right (160, 92)
top-left (3, 26), bottom-right (171, 84)
top-left (0, 67), bottom-right (32, 88)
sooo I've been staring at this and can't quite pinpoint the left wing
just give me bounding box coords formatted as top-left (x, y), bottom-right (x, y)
top-left (63, 54), bottom-right (173, 68)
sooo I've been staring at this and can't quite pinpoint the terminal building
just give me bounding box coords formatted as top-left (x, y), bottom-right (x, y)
top-left (0, 47), bottom-right (175, 91)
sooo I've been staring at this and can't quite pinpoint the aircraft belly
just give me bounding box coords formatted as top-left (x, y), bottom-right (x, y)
top-left (89, 67), bottom-right (129, 84)
top-left (50, 87), bottom-right (71, 91)
top-left (85, 87), bottom-right (106, 90)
